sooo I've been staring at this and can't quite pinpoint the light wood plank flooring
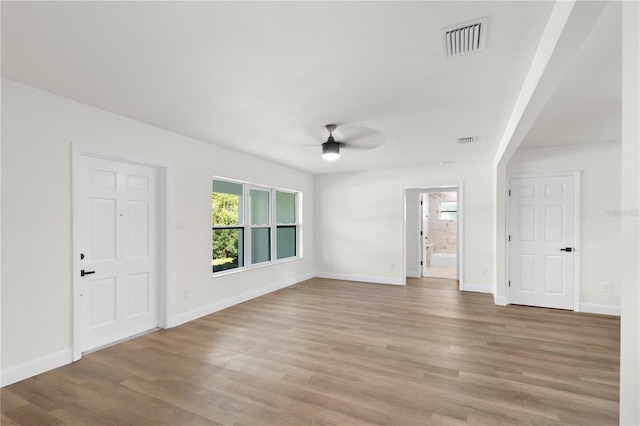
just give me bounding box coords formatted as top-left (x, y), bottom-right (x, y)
top-left (2, 277), bottom-right (620, 425)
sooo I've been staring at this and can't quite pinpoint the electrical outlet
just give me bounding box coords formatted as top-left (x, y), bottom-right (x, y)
top-left (602, 282), bottom-right (612, 293)
top-left (184, 289), bottom-right (190, 298)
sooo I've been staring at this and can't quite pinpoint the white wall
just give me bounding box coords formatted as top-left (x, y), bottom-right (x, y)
top-left (620, 0), bottom-right (640, 422)
top-left (507, 141), bottom-right (622, 311)
top-left (405, 189), bottom-right (420, 278)
top-left (315, 162), bottom-right (493, 288)
top-left (1, 80), bottom-right (314, 376)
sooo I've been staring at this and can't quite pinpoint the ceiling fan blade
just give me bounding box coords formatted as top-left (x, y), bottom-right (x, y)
top-left (339, 125), bottom-right (385, 150)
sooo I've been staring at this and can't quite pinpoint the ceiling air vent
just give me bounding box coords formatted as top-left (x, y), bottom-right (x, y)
top-left (456, 136), bottom-right (477, 145)
top-left (442, 18), bottom-right (487, 58)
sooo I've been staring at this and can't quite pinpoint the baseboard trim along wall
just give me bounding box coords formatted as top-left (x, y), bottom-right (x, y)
top-left (580, 303), bottom-right (621, 317)
top-left (1, 349), bottom-right (73, 388)
top-left (494, 295), bottom-right (508, 306)
top-left (461, 283), bottom-right (492, 294)
top-left (489, 297), bottom-right (620, 316)
top-left (170, 272), bottom-right (315, 327)
top-left (405, 270), bottom-right (420, 278)
top-left (315, 272), bottom-right (404, 286)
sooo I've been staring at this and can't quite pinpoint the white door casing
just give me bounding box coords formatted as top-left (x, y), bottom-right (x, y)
top-left (508, 174), bottom-right (579, 310)
top-left (402, 183), bottom-right (464, 288)
top-left (420, 193), bottom-right (428, 277)
top-left (79, 155), bottom-right (157, 351)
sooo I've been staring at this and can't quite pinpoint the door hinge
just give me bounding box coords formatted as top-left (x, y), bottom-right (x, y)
top-left (420, 261), bottom-right (423, 266)
top-left (420, 201), bottom-right (423, 205)
top-left (420, 231), bottom-right (423, 236)
top-left (509, 281), bottom-right (511, 287)
top-left (508, 189), bottom-right (511, 196)
top-left (508, 235), bottom-right (511, 242)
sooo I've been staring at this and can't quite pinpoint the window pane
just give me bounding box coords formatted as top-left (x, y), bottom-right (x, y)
top-left (250, 189), bottom-right (270, 226)
top-left (212, 180), bottom-right (243, 225)
top-left (440, 201), bottom-right (457, 211)
top-left (439, 200), bottom-right (457, 220)
top-left (276, 192), bottom-right (296, 224)
top-left (251, 228), bottom-right (270, 264)
top-left (277, 226), bottom-right (296, 259)
top-left (212, 228), bottom-right (244, 272)
top-left (440, 211), bottom-right (457, 220)
top-left (213, 179), bottom-right (242, 195)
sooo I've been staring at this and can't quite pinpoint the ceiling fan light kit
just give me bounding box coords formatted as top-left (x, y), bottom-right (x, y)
top-left (321, 124), bottom-right (341, 161)
top-left (322, 140), bottom-right (341, 161)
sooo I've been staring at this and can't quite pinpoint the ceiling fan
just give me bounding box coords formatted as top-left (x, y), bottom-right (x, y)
top-left (319, 123), bottom-right (384, 161)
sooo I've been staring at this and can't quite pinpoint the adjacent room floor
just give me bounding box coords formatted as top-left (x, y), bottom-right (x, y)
top-left (424, 267), bottom-right (457, 280)
top-left (1, 277), bottom-right (620, 425)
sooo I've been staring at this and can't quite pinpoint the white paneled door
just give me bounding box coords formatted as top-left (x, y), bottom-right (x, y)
top-left (509, 175), bottom-right (576, 310)
top-left (79, 155), bottom-right (157, 352)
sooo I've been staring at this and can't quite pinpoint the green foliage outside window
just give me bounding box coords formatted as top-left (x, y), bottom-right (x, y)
top-left (212, 192), bottom-right (241, 271)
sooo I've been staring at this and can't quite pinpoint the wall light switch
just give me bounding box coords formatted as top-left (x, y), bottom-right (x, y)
top-left (602, 282), bottom-right (612, 293)
top-left (177, 221), bottom-right (185, 230)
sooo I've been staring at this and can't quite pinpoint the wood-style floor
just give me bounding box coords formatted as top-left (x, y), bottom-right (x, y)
top-left (2, 278), bottom-right (620, 425)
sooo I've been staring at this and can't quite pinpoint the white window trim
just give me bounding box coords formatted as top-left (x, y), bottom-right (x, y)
top-left (212, 177), bottom-right (301, 277)
top-left (439, 200), bottom-right (458, 220)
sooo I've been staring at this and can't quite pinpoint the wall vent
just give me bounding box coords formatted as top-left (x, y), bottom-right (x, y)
top-left (456, 136), bottom-right (477, 145)
top-left (442, 18), bottom-right (487, 57)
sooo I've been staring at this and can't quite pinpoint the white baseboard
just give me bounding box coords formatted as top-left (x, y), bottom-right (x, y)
top-left (405, 270), bottom-right (420, 278)
top-left (170, 272), bottom-right (315, 327)
top-left (461, 283), bottom-right (492, 294)
top-left (494, 295), bottom-right (508, 306)
top-left (315, 272), bottom-right (404, 286)
top-left (579, 303), bottom-right (621, 316)
top-left (1, 349), bottom-right (73, 387)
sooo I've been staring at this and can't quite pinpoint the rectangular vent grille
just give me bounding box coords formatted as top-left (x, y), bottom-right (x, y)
top-left (442, 19), bottom-right (486, 57)
top-left (456, 136), bottom-right (477, 145)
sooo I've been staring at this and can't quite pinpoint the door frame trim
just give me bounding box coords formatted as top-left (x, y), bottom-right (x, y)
top-left (506, 171), bottom-right (581, 311)
top-left (71, 143), bottom-right (173, 361)
top-left (402, 183), bottom-right (464, 289)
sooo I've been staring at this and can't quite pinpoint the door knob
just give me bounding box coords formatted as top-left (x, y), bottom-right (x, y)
top-left (81, 269), bottom-right (96, 277)
top-left (560, 247), bottom-right (573, 252)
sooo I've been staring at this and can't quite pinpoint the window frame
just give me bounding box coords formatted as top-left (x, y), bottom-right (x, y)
top-left (248, 186), bottom-right (272, 266)
top-left (212, 177), bottom-right (301, 277)
top-left (275, 189), bottom-right (298, 260)
top-left (211, 180), bottom-right (245, 274)
top-left (439, 200), bottom-right (458, 220)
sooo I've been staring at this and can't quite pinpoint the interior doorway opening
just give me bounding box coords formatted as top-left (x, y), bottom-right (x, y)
top-left (403, 184), bottom-right (463, 289)
top-left (421, 191), bottom-right (458, 280)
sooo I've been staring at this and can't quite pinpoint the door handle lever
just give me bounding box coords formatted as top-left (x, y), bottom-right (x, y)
top-left (560, 247), bottom-right (573, 252)
top-left (81, 269), bottom-right (96, 277)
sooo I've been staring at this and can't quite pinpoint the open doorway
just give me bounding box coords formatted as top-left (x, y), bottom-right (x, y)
top-left (421, 191), bottom-right (458, 280)
top-left (403, 184), bottom-right (463, 288)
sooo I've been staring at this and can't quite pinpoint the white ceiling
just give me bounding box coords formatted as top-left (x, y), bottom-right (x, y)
top-left (1, 1), bottom-right (620, 174)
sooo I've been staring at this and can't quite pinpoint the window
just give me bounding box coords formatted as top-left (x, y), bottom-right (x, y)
top-left (212, 180), bottom-right (244, 273)
top-left (439, 201), bottom-right (457, 220)
top-left (212, 178), bottom-right (300, 275)
top-left (276, 191), bottom-right (297, 259)
top-left (250, 189), bottom-right (271, 264)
